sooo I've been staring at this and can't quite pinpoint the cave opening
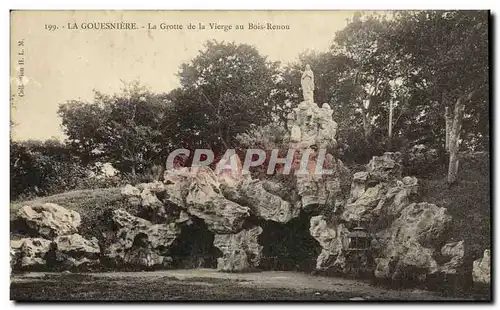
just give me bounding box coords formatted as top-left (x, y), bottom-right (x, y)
top-left (258, 211), bottom-right (320, 272)
top-left (167, 217), bottom-right (222, 269)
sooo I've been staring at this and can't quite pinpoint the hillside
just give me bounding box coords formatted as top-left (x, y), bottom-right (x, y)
top-left (418, 153), bottom-right (491, 263)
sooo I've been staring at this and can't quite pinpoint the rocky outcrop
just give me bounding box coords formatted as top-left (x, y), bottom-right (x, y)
top-left (51, 234), bottom-right (100, 268)
top-left (18, 237), bottom-right (52, 268)
top-left (53, 233), bottom-right (100, 255)
top-left (310, 149), bottom-right (459, 286)
top-left (225, 178), bottom-right (300, 223)
top-left (350, 172), bottom-right (368, 202)
top-left (184, 167), bottom-right (251, 233)
top-left (438, 240), bottom-right (465, 275)
top-left (10, 239), bottom-right (24, 270)
top-left (213, 226), bottom-right (263, 272)
top-left (11, 233), bottom-right (102, 271)
top-left (104, 209), bottom-right (180, 268)
top-left (162, 167), bottom-right (251, 234)
top-left (309, 215), bottom-right (349, 271)
top-left (374, 202), bottom-right (452, 281)
top-left (342, 183), bottom-right (388, 223)
top-left (121, 184), bottom-right (141, 197)
top-left (296, 172), bottom-right (342, 211)
top-left (372, 176), bottom-right (418, 217)
top-left (17, 203), bottom-right (81, 238)
top-left (472, 249), bottom-right (490, 284)
top-left (366, 152), bottom-right (402, 183)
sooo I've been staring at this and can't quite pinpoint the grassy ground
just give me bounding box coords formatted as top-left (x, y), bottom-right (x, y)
top-left (418, 154), bottom-right (490, 261)
top-left (11, 273), bottom-right (356, 301)
top-left (10, 187), bottom-right (134, 240)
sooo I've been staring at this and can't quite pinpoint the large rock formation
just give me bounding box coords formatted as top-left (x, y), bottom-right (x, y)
top-left (160, 163), bottom-right (304, 271)
top-left (287, 99), bottom-right (345, 210)
top-left (309, 215), bottom-right (349, 271)
top-left (374, 202), bottom-right (452, 281)
top-left (213, 226), bottom-right (263, 272)
top-left (184, 168), bottom-right (251, 233)
top-left (104, 209), bottom-right (180, 268)
top-left (17, 203), bottom-right (81, 238)
top-left (310, 150), bottom-right (458, 285)
top-left (11, 233), bottom-right (103, 271)
top-left (162, 166), bottom-right (251, 233)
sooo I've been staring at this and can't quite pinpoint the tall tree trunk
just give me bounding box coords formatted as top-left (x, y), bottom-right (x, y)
top-left (445, 106), bottom-right (453, 152)
top-left (447, 96), bottom-right (466, 185)
top-left (388, 101), bottom-right (394, 149)
top-left (362, 107), bottom-right (372, 142)
top-left (131, 164), bottom-right (136, 177)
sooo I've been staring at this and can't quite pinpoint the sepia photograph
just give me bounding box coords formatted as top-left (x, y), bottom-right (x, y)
top-left (9, 10), bottom-right (491, 301)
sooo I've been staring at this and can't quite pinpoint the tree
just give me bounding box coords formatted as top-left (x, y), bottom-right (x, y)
top-left (333, 13), bottom-right (396, 143)
top-left (173, 40), bottom-right (281, 152)
top-left (389, 11), bottom-right (489, 183)
top-left (59, 81), bottom-right (177, 177)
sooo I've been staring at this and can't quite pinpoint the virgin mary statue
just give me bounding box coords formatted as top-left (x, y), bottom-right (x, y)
top-left (301, 64), bottom-right (314, 102)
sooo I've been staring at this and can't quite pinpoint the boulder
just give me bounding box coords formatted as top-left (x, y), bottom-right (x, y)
top-left (163, 167), bottom-right (191, 208)
top-left (393, 202), bottom-right (452, 246)
top-left (438, 240), bottom-right (465, 274)
top-left (53, 234), bottom-right (100, 258)
top-left (46, 234), bottom-right (101, 270)
top-left (374, 202), bottom-right (452, 281)
top-left (19, 237), bottom-right (52, 268)
top-left (350, 172), bottom-right (368, 202)
top-left (472, 249), bottom-right (490, 284)
top-left (137, 181), bottom-right (166, 194)
top-left (309, 215), bottom-right (349, 270)
top-left (17, 203), bottom-right (81, 238)
top-left (139, 188), bottom-right (167, 221)
top-left (163, 166), bottom-right (251, 233)
top-left (104, 209), bottom-right (180, 268)
top-left (372, 177), bottom-right (418, 218)
top-left (140, 189), bottom-right (163, 208)
top-left (184, 167), bottom-right (250, 233)
top-left (213, 226), bottom-right (263, 272)
top-left (342, 183), bottom-right (387, 223)
top-left (366, 152), bottom-right (402, 183)
top-left (121, 184), bottom-right (141, 197)
top-left (10, 239), bottom-right (25, 270)
top-left (227, 178), bottom-right (300, 223)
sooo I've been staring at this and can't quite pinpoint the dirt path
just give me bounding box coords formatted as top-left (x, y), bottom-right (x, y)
top-left (13, 269), bottom-right (464, 301)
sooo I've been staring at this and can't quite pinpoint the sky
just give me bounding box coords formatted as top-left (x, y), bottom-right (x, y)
top-left (10, 10), bottom-right (358, 141)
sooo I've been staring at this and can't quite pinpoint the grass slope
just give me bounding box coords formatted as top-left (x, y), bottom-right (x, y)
top-left (10, 187), bottom-right (131, 240)
top-left (418, 154), bottom-right (490, 262)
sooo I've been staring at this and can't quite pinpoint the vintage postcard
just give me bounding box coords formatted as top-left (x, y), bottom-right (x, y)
top-left (10, 10), bottom-right (491, 301)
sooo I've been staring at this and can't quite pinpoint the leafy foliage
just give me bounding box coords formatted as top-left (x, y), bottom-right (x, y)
top-left (58, 81), bottom-right (176, 177)
top-left (10, 139), bottom-right (88, 199)
top-left (174, 40), bottom-right (282, 150)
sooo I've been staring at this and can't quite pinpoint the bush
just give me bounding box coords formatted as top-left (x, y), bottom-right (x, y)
top-left (10, 139), bottom-right (122, 200)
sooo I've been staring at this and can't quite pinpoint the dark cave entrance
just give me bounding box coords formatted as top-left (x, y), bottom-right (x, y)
top-left (167, 217), bottom-right (222, 269)
top-left (258, 211), bottom-right (321, 272)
